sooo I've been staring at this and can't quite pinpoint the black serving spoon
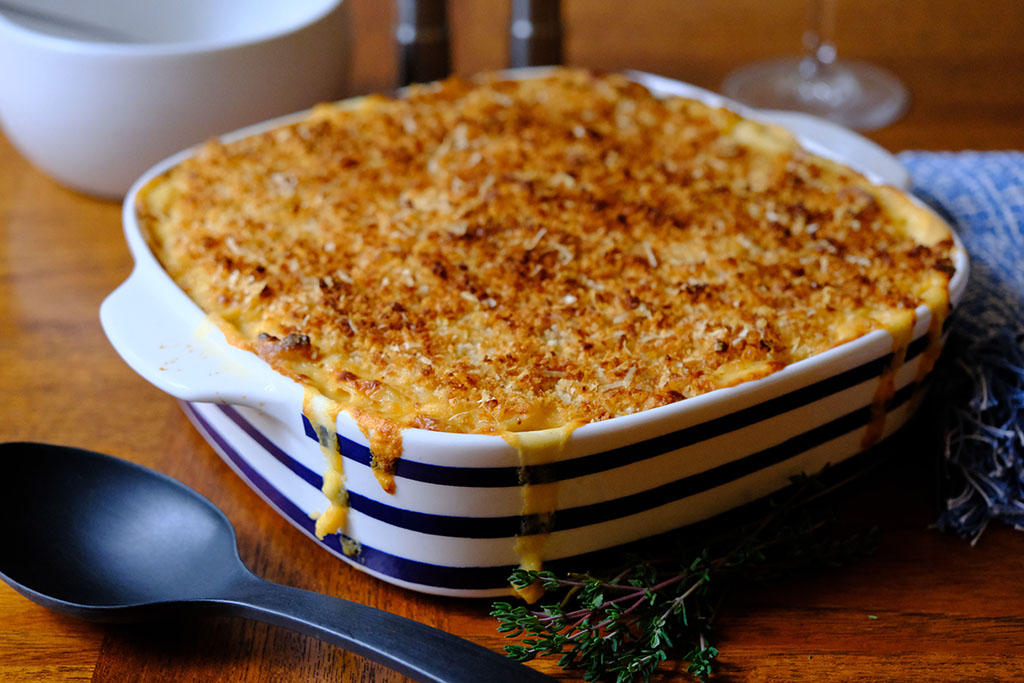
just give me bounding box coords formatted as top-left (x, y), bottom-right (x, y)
top-left (0, 442), bottom-right (549, 683)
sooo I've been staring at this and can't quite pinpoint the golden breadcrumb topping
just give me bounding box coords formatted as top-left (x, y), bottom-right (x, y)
top-left (139, 68), bottom-right (955, 438)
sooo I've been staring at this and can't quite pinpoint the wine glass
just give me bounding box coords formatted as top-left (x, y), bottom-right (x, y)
top-left (721, 0), bottom-right (909, 130)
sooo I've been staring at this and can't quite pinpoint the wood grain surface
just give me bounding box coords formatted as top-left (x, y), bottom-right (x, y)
top-left (2, 1), bottom-right (1023, 681)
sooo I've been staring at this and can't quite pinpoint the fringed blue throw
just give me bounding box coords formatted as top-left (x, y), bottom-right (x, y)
top-left (899, 152), bottom-right (1024, 543)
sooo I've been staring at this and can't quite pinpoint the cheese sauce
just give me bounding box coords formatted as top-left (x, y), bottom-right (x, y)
top-left (503, 424), bottom-right (578, 602)
top-left (862, 309), bottom-right (916, 448)
top-left (305, 388), bottom-right (349, 540)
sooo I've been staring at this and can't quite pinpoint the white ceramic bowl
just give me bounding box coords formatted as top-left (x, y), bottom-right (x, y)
top-left (0, 0), bottom-right (350, 198)
top-left (100, 71), bottom-right (969, 597)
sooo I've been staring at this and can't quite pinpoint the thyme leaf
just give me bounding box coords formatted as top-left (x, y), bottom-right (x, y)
top-left (490, 470), bottom-right (878, 682)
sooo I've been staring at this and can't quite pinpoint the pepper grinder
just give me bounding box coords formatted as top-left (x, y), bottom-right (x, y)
top-left (395, 0), bottom-right (451, 86)
top-left (508, 0), bottom-right (564, 68)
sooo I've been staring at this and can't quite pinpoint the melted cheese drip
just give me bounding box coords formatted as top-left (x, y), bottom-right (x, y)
top-left (916, 276), bottom-right (952, 383)
top-left (352, 408), bottom-right (404, 494)
top-left (863, 269), bottom-right (952, 447)
top-left (503, 424), bottom-right (578, 602)
top-left (862, 308), bottom-right (917, 448)
top-left (305, 388), bottom-right (349, 539)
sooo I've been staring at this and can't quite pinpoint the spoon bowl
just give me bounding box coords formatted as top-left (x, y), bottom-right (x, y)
top-left (0, 442), bottom-right (549, 682)
top-left (2, 443), bottom-right (242, 614)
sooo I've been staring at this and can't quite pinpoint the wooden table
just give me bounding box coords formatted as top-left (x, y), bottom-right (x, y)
top-left (3, 1), bottom-right (1023, 680)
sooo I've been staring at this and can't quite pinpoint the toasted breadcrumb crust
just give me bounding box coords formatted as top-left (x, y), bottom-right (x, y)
top-left (139, 69), bottom-right (955, 435)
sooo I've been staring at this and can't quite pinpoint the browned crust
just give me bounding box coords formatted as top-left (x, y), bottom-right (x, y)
top-left (138, 68), bottom-right (954, 435)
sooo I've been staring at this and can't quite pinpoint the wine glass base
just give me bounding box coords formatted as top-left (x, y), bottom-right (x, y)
top-left (722, 57), bottom-right (910, 131)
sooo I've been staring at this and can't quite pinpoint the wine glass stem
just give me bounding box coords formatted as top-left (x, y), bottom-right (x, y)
top-left (803, 0), bottom-right (838, 76)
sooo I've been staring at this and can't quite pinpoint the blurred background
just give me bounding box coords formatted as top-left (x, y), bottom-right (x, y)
top-left (2, 0), bottom-right (1021, 198)
top-left (354, 0), bottom-right (1024, 150)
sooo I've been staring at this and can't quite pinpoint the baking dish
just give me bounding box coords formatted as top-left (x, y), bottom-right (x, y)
top-left (100, 70), bottom-right (969, 597)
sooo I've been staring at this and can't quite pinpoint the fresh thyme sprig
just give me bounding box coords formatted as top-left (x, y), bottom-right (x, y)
top-left (491, 472), bottom-right (878, 682)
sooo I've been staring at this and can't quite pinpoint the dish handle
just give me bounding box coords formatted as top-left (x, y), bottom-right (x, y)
top-left (100, 267), bottom-right (301, 412)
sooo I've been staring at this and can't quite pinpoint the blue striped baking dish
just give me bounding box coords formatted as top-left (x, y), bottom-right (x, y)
top-left (100, 70), bottom-right (969, 597)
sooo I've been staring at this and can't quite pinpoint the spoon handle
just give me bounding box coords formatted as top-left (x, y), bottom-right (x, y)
top-left (216, 573), bottom-right (549, 682)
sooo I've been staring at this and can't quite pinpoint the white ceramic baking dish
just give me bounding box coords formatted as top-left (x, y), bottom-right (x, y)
top-left (100, 70), bottom-right (969, 597)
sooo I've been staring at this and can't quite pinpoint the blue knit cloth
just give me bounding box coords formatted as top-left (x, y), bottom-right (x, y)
top-left (898, 151), bottom-right (1024, 542)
